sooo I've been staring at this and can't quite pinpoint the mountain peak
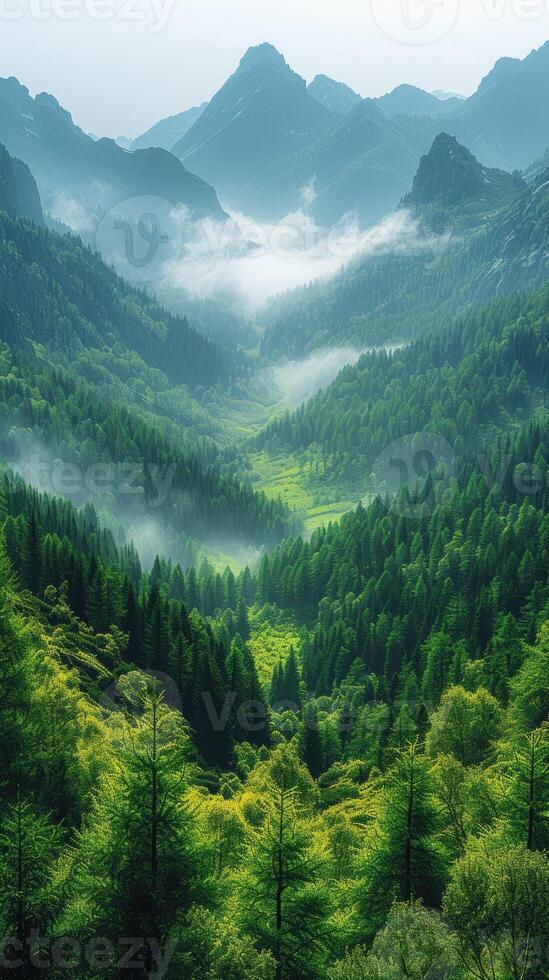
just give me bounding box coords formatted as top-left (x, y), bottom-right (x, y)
top-left (239, 43), bottom-right (287, 71)
top-left (308, 74), bottom-right (361, 116)
top-left (403, 133), bottom-right (525, 216)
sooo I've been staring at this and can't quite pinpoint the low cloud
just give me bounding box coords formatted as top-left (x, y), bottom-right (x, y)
top-left (49, 192), bottom-right (97, 234)
top-left (272, 347), bottom-right (365, 406)
top-left (50, 192), bottom-right (448, 315)
top-left (164, 207), bottom-right (446, 312)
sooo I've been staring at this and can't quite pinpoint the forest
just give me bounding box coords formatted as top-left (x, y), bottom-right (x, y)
top-left (0, 29), bottom-right (549, 980)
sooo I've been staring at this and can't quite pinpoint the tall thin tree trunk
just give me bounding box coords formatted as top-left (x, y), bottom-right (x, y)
top-left (404, 747), bottom-right (415, 902)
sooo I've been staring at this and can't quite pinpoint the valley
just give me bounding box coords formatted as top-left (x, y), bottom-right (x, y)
top-left (0, 26), bottom-right (548, 980)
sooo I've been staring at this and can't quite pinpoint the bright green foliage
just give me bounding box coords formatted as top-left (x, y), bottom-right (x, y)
top-left (497, 726), bottom-right (549, 851)
top-left (358, 740), bottom-right (446, 939)
top-left (237, 745), bottom-right (332, 979)
top-left (61, 690), bottom-right (197, 964)
top-left (444, 843), bottom-right (549, 979)
top-left (330, 902), bottom-right (460, 979)
top-left (426, 686), bottom-right (502, 766)
top-left (0, 162), bottom-right (549, 978)
top-left (0, 794), bottom-right (61, 959)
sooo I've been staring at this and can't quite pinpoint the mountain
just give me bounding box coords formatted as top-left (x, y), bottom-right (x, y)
top-left (0, 143), bottom-right (17, 217)
top-left (0, 148), bottom-right (293, 553)
top-left (131, 102), bottom-right (208, 152)
top-left (172, 43), bottom-right (337, 210)
top-left (0, 141), bottom-right (44, 224)
top-left (402, 132), bottom-right (525, 224)
top-left (307, 74), bottom-right (362, 116)
top-left (225, 41), bottom-right (549, 225)
top-left (245, 97), bottom-right (420, 223)
top-left (377, 84), bottom-right (462, 118)
top-left (0, 146), bottom-right (239, 420)
top-left (0, 76), bottom-right (225, 220)
top-left (432, 89), bottom-right (465, 101)
top-left (261, 139), bottom-right (539, 357)
top-left (449, 42), bottom-right (549, 170)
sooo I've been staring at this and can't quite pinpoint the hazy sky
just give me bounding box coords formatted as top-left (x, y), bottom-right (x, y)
top-left (1, 0), bottom-right (548, 137)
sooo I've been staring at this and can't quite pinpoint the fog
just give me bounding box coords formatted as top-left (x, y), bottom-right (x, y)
top-left (272, 346), bottom-right (365, 406)
top-left (0, 429), bottom-right (265, 573)
top-left (165, 206), bottom-right (442, 311)
top-left (46, 191), bottom-right (447, 316)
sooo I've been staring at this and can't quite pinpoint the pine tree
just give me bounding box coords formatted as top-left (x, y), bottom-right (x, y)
top-left (24, 510), bottom-right (43, 596)
top-left (238, 745), bottom-right (330, 979)
top-left (300, 703), bottom-right (324, 779)
top-left (358, 739), bottom-right (445, 939)
top-left (62, 692), bottom-right (196, 965)
top-left (0, 791), bottom-right (60, 969)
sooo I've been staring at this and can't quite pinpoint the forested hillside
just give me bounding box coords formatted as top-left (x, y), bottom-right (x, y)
top-left (0, 207), bottom-right (238, 396)
top-left (261, 148), bottom-right (548, 358)
top-left (257, 284), bottom-right (549, 494)
top-left (1, 384), bottom-right (548, 977)
top-left (0, 347), bottom-right (294, 552)
top-left (0, 144), bottom-right (295, 560)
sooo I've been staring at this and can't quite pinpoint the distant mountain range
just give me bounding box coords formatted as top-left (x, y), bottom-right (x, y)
top-left (447, 42), bottom-right (549, 171)
top-left (431, 89), bottom-right (466, 101)
top-left (244, 97), bottom-right (420, 224)
top-left (3, 39), bottom-right (548, 240)
top-left (169, 40), bottom-right (549, 223)
top-left (131, 103), bottom-right (208, 152)
top-left (376, 84), bottom-right (462, 118)
top-left (0, 77), bottom-right (225, 221)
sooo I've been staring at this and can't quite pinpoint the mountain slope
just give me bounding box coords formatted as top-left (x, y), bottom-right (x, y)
top-left (258, 283), bottom-right (549, 479)
top-left (0, 77), bottom-right (225, 220)
top-left (307, 74), bottom-right (362, 116)
top-left (245, 98), bottom-right (420, 223)
top-left (211, 40), bottom-right (549, 225)
top-left (172, 43), bottom-right (337, 211)
top-left (0, 144), bottom-right (251, 443)
top-left (0, 142), bottom-right (44, 225)
top-left (448, 42), bottom-right (549, 171)
top-left (0, 208), bottom-right (236, 396)
top-left (0, 149), bottom-right (294, 554)
top-left (131, 102), bottom-right (208, 152)
top-left (261, 139), bottom-right (541, 357)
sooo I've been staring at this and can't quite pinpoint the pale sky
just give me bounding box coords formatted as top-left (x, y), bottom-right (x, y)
top-left (0, 0), bottom-right (548, 137)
